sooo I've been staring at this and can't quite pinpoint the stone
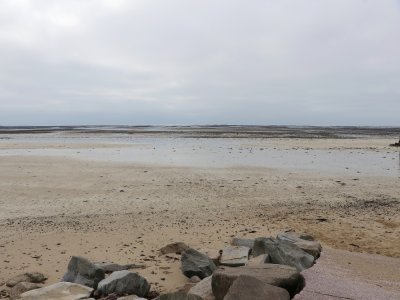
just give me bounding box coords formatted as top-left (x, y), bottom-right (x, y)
top-left (62, 256), bottom-right (105, 288)
top-left (224, 275), bottom-right (290, 300)
top-left (277, 232), bottom-right (322, 258)
top-left (94, 262), bottom-right (145, 273)
top-left (154, 292), bottom-right (203, 300)
top-left (9, 282), bottom-right (43, 300)
top-left (198, 249), bottom-right (221, 266)
top-left (252, 237), bottom-right (275, 257)
top-left (211, 264), bottom-right (304, 300)
top-left (19, 282), bottom-right (93, 299)
top-left (118, 296), bottom-right (147, 300)
top-left (160, 242), bottom-right (190, 255)
top-left (188, 276), bottom-right (214, 300)
top-left (220, 246), bottom-right (250, 267)
top-left (230, 238), bottom-right (255, 249)
top-left (252, 238), bottom-right (314, 271)
top-left (181, 249), bottom-right (217, 279)
top-left (6, 272), bottom-right (47, 287)
top-left (294, 248), bottom-right (400, 300)
top-left (246, 254), bottom-right (270, 266)
top-left (189, 276), bottom-right (201, 283)
top-left (97, 270), bottom-right (150, 297)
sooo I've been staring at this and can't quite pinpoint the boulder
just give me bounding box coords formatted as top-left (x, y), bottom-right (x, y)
top-left (6, 272), bottom-right (47, 287)
top-left (252, 237), bottom-right (275, 258)
top-left (230, 238), bottom-right (255, 250)
top-left (220, 246), bottom-right (250, 267)
top-left (62, 256), bottom-right (105, 288)
top-left (19, 282), bottom-right (93, 299)
top-left (97, 270), bottom-right (150, 297)
top-left (181, 249), bottom-right (217, 279)
top-left (154, 292), bottom-right (203, 300)
top-left (118, 296), bottom-right (147, 300)
top-left (211, 264), bottom-right (304, 300)
top-left (252, 238), bottom-right (314, 271)
top-left (160, 242), bottom-right (190, 255)
top-left (9, 282), bottom-right (43, 300)
top-left (188, 276), bottom-right (214, 300)
top-left (95, 262), bottom-right (145, 273)
top-left (277, 232), bottom-right (322, 258)
top-left (224, 275), bottom-right (290, 300)
top-left (246, 254), bottom-right (270, 266)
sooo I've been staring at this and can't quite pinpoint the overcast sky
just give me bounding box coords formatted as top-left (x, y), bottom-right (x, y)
top-left (0, 0), bottom-right (399, 126)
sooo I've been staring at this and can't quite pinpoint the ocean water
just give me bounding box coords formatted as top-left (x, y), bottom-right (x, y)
top-left (0, 134), bottom-right (399, 177)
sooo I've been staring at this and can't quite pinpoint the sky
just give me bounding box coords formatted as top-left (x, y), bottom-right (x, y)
top-left (0, 0), bottom-right (399, 126)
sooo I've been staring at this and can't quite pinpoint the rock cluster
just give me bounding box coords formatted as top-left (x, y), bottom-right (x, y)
top-left (2, 231), bottom-right (321, 299)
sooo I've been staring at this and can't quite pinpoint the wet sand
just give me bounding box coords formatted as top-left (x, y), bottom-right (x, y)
top-left (0, 130), bottom-right (399, 293)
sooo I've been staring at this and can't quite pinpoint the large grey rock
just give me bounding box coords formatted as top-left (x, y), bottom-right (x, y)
top-left (160, 242), bottom-right (190, 255)
top-left (154, 292), bottom-right (203, 300)
top-left (9, 282), bottom-right (43, 300)
top-left (224, 275), bottom-right (290, 300)
top-left (294, 248), bottom-right (400, 300)
top-left (252, 237), bottom-right (275, 257)
top-left (252, 238), bottom-right (314, 271)
top-left (94, 262), bottom-right (145, 273)
top-left (19, 282), bottom-right (93, 299)
top-left (220, 246), bottom-right (250, 267)
top-left (188, 276), bottom-right (214, 300)
top-left (97, 270), bottom-right (150, 297)
top-left (211, 264), bottom-right (304, 300)
top-left (6, 272), bottom-right (47, 287)
top-left (277, 232), bottom-right (322, 259)
top-left (62, 256), bottom-right (105, 288)
top-left (118, 296), bottom-right (147, 300)
top-left (230, 238), bottom-right (255, 249)
top-left (245, 254), bottom-right (270, 266)
top-left (181, 249), bottom-right (217, 279)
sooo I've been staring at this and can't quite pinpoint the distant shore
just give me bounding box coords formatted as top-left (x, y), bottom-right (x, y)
top-left (0, 125), bottom-right (399, 139)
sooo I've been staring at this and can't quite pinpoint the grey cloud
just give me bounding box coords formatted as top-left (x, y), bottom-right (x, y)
top-left (0, 0), bottom-right (399, 125)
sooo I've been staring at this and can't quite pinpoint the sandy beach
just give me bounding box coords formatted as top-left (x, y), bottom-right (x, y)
top-left (0, 128), bottom-right (399, 294)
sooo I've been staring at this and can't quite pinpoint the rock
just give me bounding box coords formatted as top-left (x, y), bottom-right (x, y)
top-left (0, 289), bottom-right (9, 299)
top-left (189, 276), bottom-right (201, 283)
top-left (294, 247), bottom-right (400, 300)
top-left (9, 282), bottom-right (43, 300)
top-left (230, 238), bottom-right (255, 249)
top-left (246, 254), bottom-right (270, 266)
top-left (252, 238), bottom-right (314, 271)
top-left (252, 237), bottom-right (275, 257)
top-left (103, 294), bottom-right (118, 300)
top-left (211, 264), bottom-right (304, 300)
top-left (181, 249), bottom-right (217, 279)
top-left (198, 249), bottom-right (221, 266)
top-left (277, 232), bottom-right (322, 258)
top-left (6, 272), bottom-right (47, 287)
top-left (219, 246), bottom-right (250, 267)
top-left (95, 262), bottom-right (145, 273)
top-left (118, 296), bottom-right (147, 300)
top-left (160, 242), bottom-right (190, 255)
top-left (224, 275), bottom-right (290, 300)
top-left (154, 292), bottom-right (203, 300)
top-left (19, 282), bottom-right (93, 299)
top-left (97, 270), bottom-right (150, 297)
top-left (62, 256), bottom-right (105, 288)
top-left (188, 276), bottom-right (214, 300)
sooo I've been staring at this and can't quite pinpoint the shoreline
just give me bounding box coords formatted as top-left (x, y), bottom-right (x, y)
top-left (0, 134), bottom-right (399, 293)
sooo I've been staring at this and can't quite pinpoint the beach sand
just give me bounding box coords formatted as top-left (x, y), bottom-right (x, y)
top-left (0, 135), bottom-right (399, 293)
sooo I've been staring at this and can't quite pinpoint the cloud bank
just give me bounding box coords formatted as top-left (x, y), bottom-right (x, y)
top-left (0, 0), bottom-right (399, 125)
